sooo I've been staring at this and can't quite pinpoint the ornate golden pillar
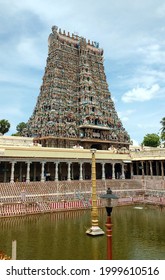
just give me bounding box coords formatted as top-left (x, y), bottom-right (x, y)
top-left (86, 149), bottom-right (104, 236)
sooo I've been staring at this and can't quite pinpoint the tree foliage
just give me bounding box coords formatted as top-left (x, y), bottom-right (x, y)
top-left (16, 122), bottom-right (27, 134)
top-left (11, 122), bottom-right (27, 136)
top-left (0, 119), bottom-right (10, 135)
top-left (142, 133), bottom-right (160, 147)
top-left (160, 117), bottom-right (165, 141)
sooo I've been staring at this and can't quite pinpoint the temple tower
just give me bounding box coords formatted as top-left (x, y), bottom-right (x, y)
top-left (24, 26), bottom-right (130, 149)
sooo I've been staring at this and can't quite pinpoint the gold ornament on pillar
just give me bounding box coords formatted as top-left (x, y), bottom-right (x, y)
top-left (86, 149), bottom-right (104, 236)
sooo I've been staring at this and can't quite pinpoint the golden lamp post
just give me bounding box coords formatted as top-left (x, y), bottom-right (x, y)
top-left (86, 149), bottom-right (104, 236)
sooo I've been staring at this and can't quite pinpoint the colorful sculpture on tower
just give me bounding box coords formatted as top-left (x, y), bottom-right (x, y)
top-left (23, 26), bottom-right (130, 149)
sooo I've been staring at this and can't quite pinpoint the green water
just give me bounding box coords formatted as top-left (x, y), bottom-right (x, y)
top-left (0, 205), bottom-right (165, 260)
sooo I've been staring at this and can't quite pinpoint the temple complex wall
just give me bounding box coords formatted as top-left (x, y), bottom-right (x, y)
top-left (0, 141), bottom-right (165, 216)
top-left (0, 141), bottom-right (165, 183)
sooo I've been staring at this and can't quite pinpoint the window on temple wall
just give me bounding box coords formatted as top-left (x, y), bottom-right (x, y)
top-left (90, 96), bottom-right (93, 101)
top-left (89, 86), bottom-right (91, 91)
top-left (87, 77), bottom-right (90, 81)
top-left (92, 107), bottom-right (95, 112)
top-left (86, 68), bottom-right (88, 72)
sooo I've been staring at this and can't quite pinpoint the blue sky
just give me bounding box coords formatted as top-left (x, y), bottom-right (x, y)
top-left (0, 0), bottom-right (165, 145)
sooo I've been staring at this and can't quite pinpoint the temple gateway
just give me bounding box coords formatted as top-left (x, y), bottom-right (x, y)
top-left (23, 26), bottom-right (130, 150)
top-left (0, 27), bottom-right (165, 218)
top-left (1, 27), bottom-right (164, 184)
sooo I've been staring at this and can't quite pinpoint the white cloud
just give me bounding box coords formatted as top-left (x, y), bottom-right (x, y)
top-left (122, 84), bottom-right (160, 103)
top-left (156, 3), bottom-right (165, 17)
top-left (17, 37), bottom-right (46, 68)
top-left (137, 43), bottom-right (165, 65)
top-left (128, 67), bottom-right (164, 88)
top-left (118, 109), bottom-right (136, 123)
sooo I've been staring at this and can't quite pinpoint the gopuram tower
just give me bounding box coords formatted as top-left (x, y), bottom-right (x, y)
top-left (24, 26), bottom-right (130, 150)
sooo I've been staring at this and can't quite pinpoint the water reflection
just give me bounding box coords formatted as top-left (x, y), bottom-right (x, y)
top-left (0, 206), bottom-right (165, 260)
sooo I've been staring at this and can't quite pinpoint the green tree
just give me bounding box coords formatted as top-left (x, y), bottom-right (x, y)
top-left (0, 119), bottom-right (10, 135)
top-left (160, 117), bottom-right (165, 141)
top-left (16, 122), bottom-right (27, 135)
top-left (142, 133), bottom-right (160, 147)
top-left (11, 122), bottom-right (27, 136)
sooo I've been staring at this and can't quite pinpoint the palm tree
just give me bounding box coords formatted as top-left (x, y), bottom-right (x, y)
top-left (160, 117), bottom-right (165, 141)
top-left (160, 117), bottom-right (165, 132)
top-left (0, 119), bottom-right (10, 135)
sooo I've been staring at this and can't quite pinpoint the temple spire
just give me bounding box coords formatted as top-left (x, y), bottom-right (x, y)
top-left (24, 26), bottom-right (130, 149)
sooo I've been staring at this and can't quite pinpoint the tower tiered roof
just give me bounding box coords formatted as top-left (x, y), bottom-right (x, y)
top-left (24, 26), bottom-right (130, 149)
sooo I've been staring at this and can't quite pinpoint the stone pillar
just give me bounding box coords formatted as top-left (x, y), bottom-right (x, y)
top-left (67, 162), bottom-right (71, 181)
top-left (130, 163), bottom-right (133, 179)
top-left (161, 160), bottom-right (164, 179)
top-left (149, 161), bottom-right (153, 179)
top-left (102, 162), bottom-right (105, 180)
top-left (141, 160), bottom-right (144, 179)
top-left (71, 163), bottom-right (73, 180)
top-left (121, 163), bottom-right (125, 179)
top-left (83, 162), bottom-right (86, 180)
top-left (26, 161), bottom-right (31, 183)
top-left (41, 161), bottom-right (45, 182)
top-left (136, 162), bottom-right (139, 175)
top-left (79, 162), bottom-right (83, 180)
top-left (10, 161), bottom-right (16, 183)
top-left (112, 163), bottom-right (115, 179)
top-left (55, 162), bottom-right (59, 181)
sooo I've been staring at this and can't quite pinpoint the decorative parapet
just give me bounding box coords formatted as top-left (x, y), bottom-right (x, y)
top-left (50, 25), bottom-right (102, 51)
top-left (0, 136), bottom-right (33, 147)
top-left (130, 148), bottom-right (165, 160)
